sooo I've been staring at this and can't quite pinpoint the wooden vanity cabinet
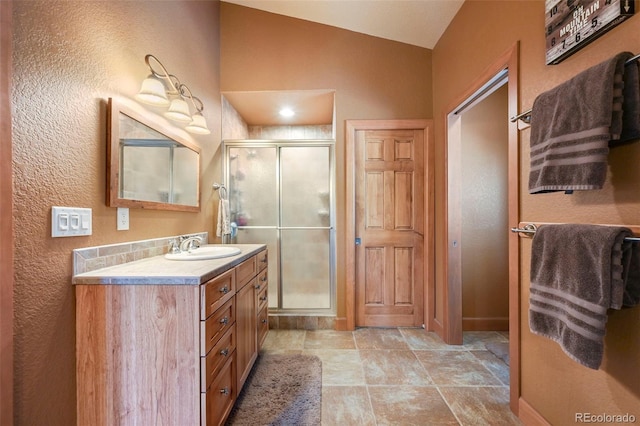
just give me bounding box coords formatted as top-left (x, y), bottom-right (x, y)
top-left (76, 247), bottom-right (268, 426)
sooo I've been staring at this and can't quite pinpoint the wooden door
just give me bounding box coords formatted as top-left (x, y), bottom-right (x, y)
top-left (355, 128), bottom-right (425, 327)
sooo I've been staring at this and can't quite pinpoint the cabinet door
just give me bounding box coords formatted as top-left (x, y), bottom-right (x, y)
top-left (202, 353), bottom-right (236, 426)
top-left (235, 279), bottom-right (257, 391)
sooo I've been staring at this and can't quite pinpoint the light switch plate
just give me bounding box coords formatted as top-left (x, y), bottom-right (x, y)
top-left (52, 206), bottom-right (92, 237)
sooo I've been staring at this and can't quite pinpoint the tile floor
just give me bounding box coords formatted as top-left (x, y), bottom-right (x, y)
top-left (260, 328), bottom-right (522, 426)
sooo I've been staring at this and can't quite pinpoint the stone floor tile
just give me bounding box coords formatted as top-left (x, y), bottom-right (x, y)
top-left (354, 327), bottom-right (410, 350)
top-left (399, 328), bottom-right (466, 351)
top-left (462, 331), bottom-right (509, 350)
top-left (438, 386), bottom-right (522, 425)
top-left (321, 386), bottom-right (376, 426)
top-left (304, 330), bottom-right (356, 349)
top-left (415, 350), bottom-right (502, 386)
top-left (303, 349), bottom-right (365, 386)
top-left (360, 349), bottom-right (433, 385)
top-left (470, 350), bottom-right (510, 386)
top-left (261, 329), bottom-right (306, 354)
top-left (368, 385), bottom-right (459, 425)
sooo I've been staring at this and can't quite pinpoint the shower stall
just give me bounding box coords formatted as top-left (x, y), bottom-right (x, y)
top-left (223, 140), bottom-right (335, 314)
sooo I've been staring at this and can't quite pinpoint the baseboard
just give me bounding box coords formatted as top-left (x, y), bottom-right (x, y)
top-left (519, 397), bottom-right (551, 426)
top-left (462, 317), bottom-right (509, 331)
top-left (334, 317), bottom-right (348, 331)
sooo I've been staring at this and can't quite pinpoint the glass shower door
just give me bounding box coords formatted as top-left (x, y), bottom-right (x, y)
top-left (225, 142), bottom-right (334, 313)
top-left (227, 146), bottom-right (279, 307)
top-left (280, 146), bottom-right (332, 309)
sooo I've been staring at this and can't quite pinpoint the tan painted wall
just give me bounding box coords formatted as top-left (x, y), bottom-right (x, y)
top-left (220, 3), bottom-right (433, 320)
top-left (433, 1), bottom-right (640, 423)
top-left (11, 1), bottom-right (220, 424)
top-left (460, 85), bottom-right (509, 329)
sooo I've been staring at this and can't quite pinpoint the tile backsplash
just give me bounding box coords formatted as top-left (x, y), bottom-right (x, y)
top-left (73, 232), bottom-right (208, 276)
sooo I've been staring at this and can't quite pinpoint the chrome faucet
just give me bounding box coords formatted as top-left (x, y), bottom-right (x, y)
top-left (179, 236), bottom-right (202, 252)
top-left (167, 239), bottom-right (181, 254)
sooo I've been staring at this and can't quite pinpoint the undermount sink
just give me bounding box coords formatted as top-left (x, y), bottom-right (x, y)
top-left (165, 245), bottom-right (242, 261)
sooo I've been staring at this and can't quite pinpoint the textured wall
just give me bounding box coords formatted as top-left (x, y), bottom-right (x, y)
top-left (434, 1), bottom-right (640, 423)
top-left (220, 3), bottom-right (433, 320)
top-left (460, 85), bottom-right (509, 328)
top-left (11, 1), bottom-right (220, 424)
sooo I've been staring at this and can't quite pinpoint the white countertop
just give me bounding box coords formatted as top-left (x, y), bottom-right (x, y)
top-left (72, 244), bottom-right (266, 285)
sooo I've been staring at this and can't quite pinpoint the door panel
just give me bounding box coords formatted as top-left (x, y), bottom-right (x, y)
top-left (228, 147), bottom-right (277, 227)
top-left (355, 128), bottom-right (424, 327)
top-left (281, 146), bottom-right (330, 228)
top-left (281, 229), bottom-right (331, 309)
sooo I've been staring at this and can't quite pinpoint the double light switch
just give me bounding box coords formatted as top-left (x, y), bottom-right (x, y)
top-left (51, 206), bottom-right (92, 237)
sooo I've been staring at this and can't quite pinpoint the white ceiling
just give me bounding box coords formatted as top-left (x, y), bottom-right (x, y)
top-left (222, 0), bottom-right (464, 49)
top-left (221, 0), bottom-right (463, 127)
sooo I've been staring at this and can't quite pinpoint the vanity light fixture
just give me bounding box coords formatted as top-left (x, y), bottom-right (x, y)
top-left (135, 54), bottom-right (211, 135)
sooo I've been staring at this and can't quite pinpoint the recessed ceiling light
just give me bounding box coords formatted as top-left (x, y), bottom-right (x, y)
top-left (279, 107), bottom-right (295, 117)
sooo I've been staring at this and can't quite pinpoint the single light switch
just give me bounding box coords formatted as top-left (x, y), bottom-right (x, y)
top-left (58, 213), bottom-right (69, 231)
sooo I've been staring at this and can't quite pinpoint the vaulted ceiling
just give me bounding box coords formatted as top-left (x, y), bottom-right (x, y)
top-left (221, 1), bottom-right (463, 127)
top-left (222, 0), bottom-right (464, 49)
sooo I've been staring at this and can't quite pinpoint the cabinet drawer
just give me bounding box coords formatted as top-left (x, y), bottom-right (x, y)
top-left (256, 276), bottom-right (268, 313)
top-left (201, 325), bottom-right (236, 392)
top-left (254, 268), bottom-right (268, 295)
top-left (201, 298), bottom-right (235, 356)
top-left (201, 268), bottom-right (235, 320)
top-left (257, 306), bottom-right (269, 352)
top-left (202, 353), bottom-right (236, 426)
top-left (257, 249), bottom-right (268, 272)
top-left (236, 256), bottom-right (256, 289)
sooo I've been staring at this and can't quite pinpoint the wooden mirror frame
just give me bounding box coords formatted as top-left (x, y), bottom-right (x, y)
top-left (107, 97), bottom-right (201, 212)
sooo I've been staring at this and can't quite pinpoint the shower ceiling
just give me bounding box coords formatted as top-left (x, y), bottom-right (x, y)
top-left (222, 89), bottom-right (335, 126)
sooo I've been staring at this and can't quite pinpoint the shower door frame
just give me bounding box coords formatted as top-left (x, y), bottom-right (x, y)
top-left (223, 139), bottom-right (337, 315)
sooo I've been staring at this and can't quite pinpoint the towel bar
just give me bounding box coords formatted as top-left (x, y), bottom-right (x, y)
top-left (510, 53), bottom-right (640, 124)
top-left (511, 223), bottom-right (640, 242)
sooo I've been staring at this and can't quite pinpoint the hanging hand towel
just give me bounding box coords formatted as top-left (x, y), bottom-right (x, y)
top-left (529, 224), bottom-right (639, 369)
top-left (619, 58), bottom-right (640, 144)
top-left (216, 199), bottom-right (231, 238)
top-left (529, 52), bottom-right (634, 194)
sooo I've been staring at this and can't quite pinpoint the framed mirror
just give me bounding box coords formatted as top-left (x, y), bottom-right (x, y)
top-left (107, 98), bottom-right (201, 212)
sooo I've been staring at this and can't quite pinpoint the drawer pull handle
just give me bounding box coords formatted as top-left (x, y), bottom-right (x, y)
top-left (260, 257), bottom-right (267, 263)
top-left (219, 286), bottom-right (229, 294)
top-left (220, 348), bottom-right (229, 357)
top-left (220, 317), bottom-right (229, 325)
top-left (220, 387), bottom-right (229, 395)
top-left (261, 319), bottom-right (268, 324)
top-left (254, 284), bottom-right (261, 290)
top-left (260, 276), bottom-right (267, 282)
top-left (260, 296), bottom-right (267, 301)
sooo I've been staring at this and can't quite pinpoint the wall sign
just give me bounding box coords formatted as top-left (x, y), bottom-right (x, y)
top-left (546, 0), bottom-right (634, 65)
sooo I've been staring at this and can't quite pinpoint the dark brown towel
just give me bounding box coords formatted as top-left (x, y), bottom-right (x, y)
top-left (529, 52), bottom-right (634, 194)
top-left (529, 224), bottom-right (639, 369)
top-left (619, 59), bottom-right (640, 144)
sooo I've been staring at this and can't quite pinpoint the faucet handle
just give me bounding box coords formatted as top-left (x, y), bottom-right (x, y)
top-left (168, 239), bottom-right (180, 254)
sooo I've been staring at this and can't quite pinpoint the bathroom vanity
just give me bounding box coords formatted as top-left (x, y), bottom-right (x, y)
top-left (73, 244), bottom-right (268, 426)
